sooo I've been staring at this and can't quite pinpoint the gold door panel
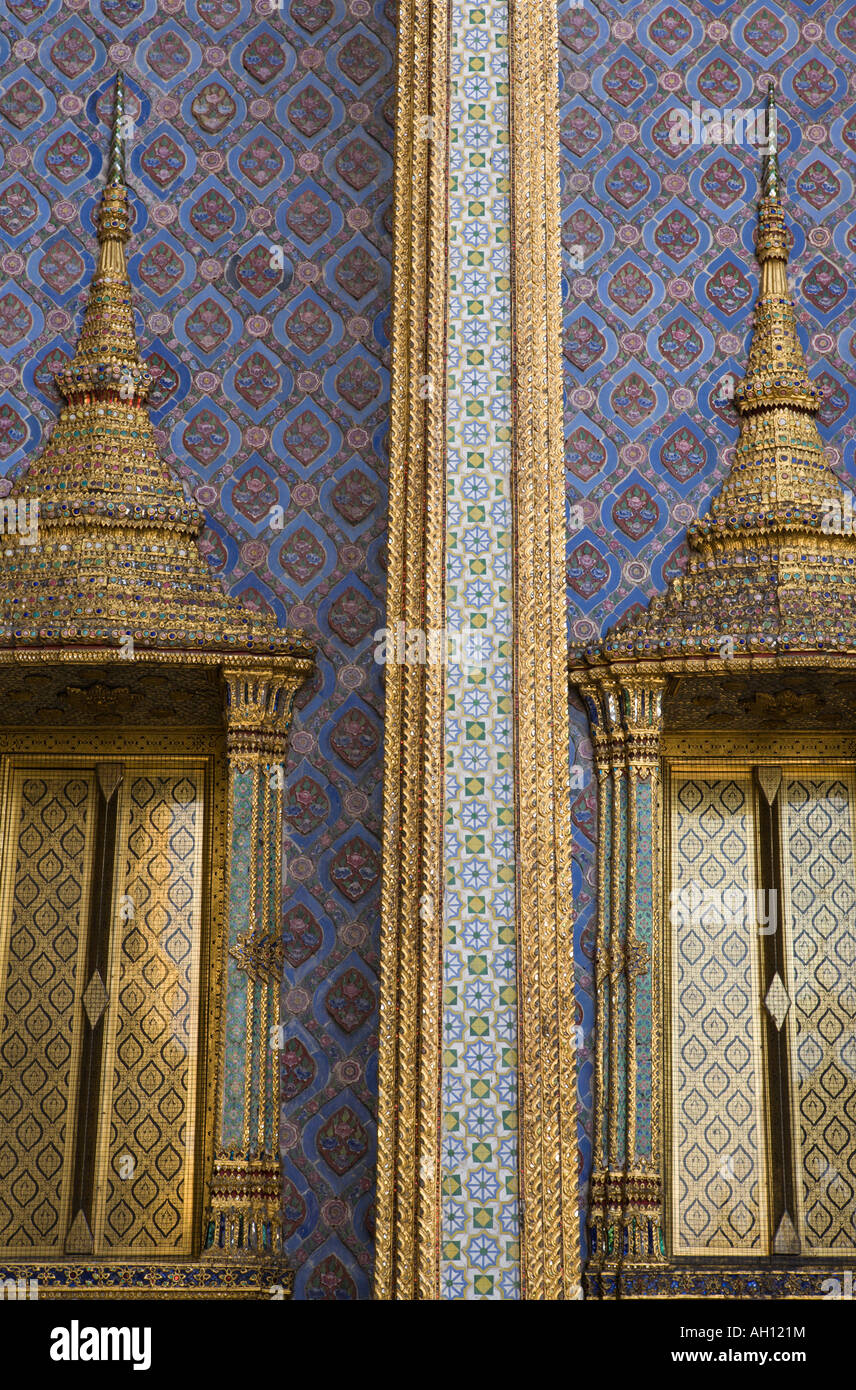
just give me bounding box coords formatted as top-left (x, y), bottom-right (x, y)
top-left (780, 771), bottom-right (856, 1254)
top-left (0, 756), bottom-right (208, 1261)
top-left (96, 766), bottom-right (205, 1256)
top-left (0, 769), bottom-right (97, 1256)
top-left (667, 752), bottom-right (856, 1261)
top-left (668, 772), bottom-right (768, 1256)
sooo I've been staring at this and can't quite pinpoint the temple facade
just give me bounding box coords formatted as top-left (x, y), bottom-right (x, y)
top-left (0, 0), bottom-right (854, 1301)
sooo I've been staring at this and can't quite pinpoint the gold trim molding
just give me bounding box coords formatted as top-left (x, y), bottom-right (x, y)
top-left (0, 1262), bottom-right (293, 1300)
top-left (375, 0), bottom-right (581, 1297)
top-left (509, 0), bottom-right (581, 1298)
top-left (374, 0), bottom-right (450, 1300)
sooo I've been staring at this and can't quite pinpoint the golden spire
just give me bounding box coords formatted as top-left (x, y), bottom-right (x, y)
top-left (55, 73), bottom-right (149, 410)
top-left (576, 87), bottom-right (856, 668)
top-left (0, 76), bottom-right (311, 661)
top-left (696, 78), bottom-right (831, 551)
top-left (730, 82), bottom-right (820, 421)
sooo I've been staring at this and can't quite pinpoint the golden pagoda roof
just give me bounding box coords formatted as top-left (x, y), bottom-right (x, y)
top-left (572, 86), bottom-right (856, 675)
top-left (0, 75), bottom-right (312, 664)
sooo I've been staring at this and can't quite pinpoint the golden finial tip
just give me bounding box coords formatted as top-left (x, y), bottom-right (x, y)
top-left (107, 72), bottom-right (126, 187)
top-left (761, 82), bottom-right (779, 201)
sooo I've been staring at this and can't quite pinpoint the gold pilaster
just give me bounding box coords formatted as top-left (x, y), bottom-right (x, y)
top-left (509, 0), bottom-right (581, 1299)
top-left (377, 0), bottom-right (582, 1298)
top-left (374, 0), bottom-right (450, 1301)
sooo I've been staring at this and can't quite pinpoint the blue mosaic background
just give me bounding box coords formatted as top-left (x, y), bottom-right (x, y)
top-left (6, 0), bottom-right (856, 1298)
top-left (0, 0), bottom-right (393, 1298)
top-left (560, 0), bottom-right (856, 1248)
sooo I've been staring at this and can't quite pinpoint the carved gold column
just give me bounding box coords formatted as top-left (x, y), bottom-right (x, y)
top-left (586, 680), bottom-right (627, 1276)
top-left (373, 0), bottom-right (450, 1300)
top-left (582, 675), bottom-right (665, 1297)
top-left (202, 663), bottom-right (308, 1281)
top-left (620, 680), bottom-right (665, 1285)
top-left (510, 0), bottom-right (581, 1299)
top-left (578, 680), bottom-right (616, 1269)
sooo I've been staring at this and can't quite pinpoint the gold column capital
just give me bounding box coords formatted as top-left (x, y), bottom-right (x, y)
top-left (221, 660), bottom-right (312, 765)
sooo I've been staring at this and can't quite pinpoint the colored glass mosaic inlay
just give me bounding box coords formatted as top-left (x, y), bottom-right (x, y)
top-left (441, 0), bottom-right (519, 1302)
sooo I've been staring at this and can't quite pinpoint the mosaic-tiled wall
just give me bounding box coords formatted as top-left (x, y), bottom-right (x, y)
top-left (560, 0), bottom-right (856, 1245)
top-left (0, 0), bottom-right (393, 1299)
top-left (441, 0), bottom-right (519, 1300)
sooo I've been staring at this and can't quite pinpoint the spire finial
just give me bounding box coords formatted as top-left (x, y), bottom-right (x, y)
top-left (0, 78), bottom-right (313, 665)
top-left (733, 87), bottom-right (819, 415)
top-left (62, 72), bottom-right (141, 393)
top-left (761, 80), bottom-right (779, 201)
top-left (576, 80), bottom-right (851, 673)
top-left (108, 72), bottom-right (126, 186)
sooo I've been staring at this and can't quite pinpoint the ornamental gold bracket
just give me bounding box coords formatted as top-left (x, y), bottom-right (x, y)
top-left (221, 665), bottom-right (309, 764)
top-left (625, 938), bottom-right (649, 979)
top-left (229, 928), bottom-right (286, 985)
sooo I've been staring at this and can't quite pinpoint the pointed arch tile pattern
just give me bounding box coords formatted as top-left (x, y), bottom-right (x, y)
top-left (560, 0), bottom-right (856, 1251)
top-left (0, 0), bottom-right (395, 1299)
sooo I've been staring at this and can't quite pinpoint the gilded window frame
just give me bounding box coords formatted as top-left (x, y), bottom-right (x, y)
top-left (661, 737), bottom-right (856, 1271)
top-left (0, 729), bottom-right (229, 1269)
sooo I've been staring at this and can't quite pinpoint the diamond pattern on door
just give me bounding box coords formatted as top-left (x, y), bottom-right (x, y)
top-left (0, 770), bottom-right (95, 1255)
top-left (670, 775), bottom-right (768, 1255)
top-left (97, 767), bottom-right (204, 1255)
top-left (782, 774), bottom-right (856, 1253)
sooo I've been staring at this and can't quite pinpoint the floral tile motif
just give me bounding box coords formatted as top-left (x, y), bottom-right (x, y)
top-left (441, 0), bottom-right (519, 1301)
top-left (0, 0), bottom-right (394, 1300)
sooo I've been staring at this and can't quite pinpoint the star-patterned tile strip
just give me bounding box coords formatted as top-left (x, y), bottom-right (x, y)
top-left (441, 0), bottom-right (519, 1302)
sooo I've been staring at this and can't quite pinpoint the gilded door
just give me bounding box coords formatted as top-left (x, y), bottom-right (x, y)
top-left (0, 757), bottom-right (207, 1259)
top-left (668, 760), bottom-right (856, 1259)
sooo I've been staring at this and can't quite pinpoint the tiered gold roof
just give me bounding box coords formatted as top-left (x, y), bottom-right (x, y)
top-left (575, 86), bottom-right (856, 671)
top-left (1, 75), bottom-right (311, 662)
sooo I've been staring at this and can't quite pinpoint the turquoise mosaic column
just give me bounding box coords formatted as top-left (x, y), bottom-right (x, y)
top-left (621, 681), bottom-right (665, 1270)
top-left (203, 666), bottom-right (308, 1263)
top-left (221, 765), bottom-right (281, 1159)
top-left (220, 766), bottom-right (255, 1152)
top-left (579, 678), bottom-right (665, 1288)
top-left (633, 774), bottom-right (654, 1161)
top-left (441, 0), bottom-right (519, 1301)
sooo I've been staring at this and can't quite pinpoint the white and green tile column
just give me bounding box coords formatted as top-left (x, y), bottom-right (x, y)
top-left (441, 0), bottom-right (519, 1301)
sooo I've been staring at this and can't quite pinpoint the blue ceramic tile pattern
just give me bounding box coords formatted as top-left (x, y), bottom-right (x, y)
top-left (0, 0), bottom-right (393, 1299)
top-left (560, 0), bottom-right (856, 1248)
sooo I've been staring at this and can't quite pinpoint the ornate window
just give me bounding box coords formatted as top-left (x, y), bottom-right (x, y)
top-left (569, 90), bottom-right (856, 1299)
top-left (0, 755), bottom-right (216, 1258)
top-left (0, 79), bottom-right (313, 1300)
top-left (667, 755), bottom-right (856, 1260)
